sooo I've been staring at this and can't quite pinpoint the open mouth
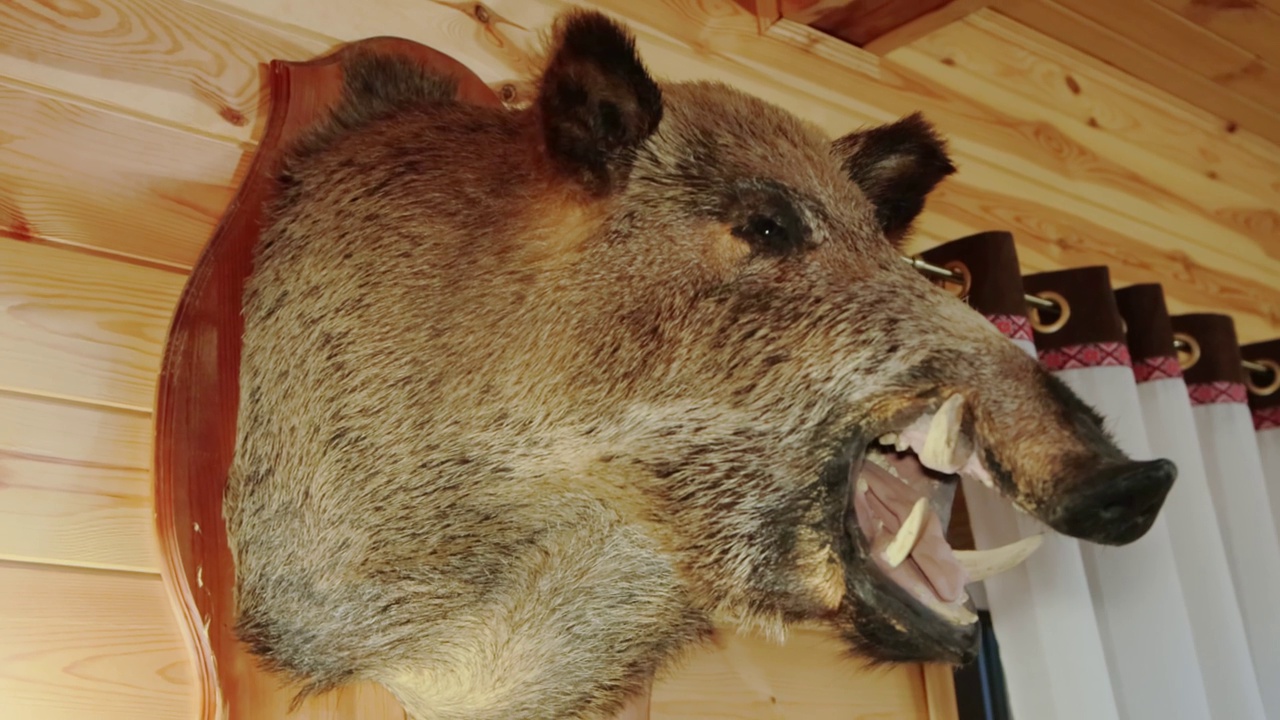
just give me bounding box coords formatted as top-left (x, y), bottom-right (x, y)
top-left (849, 395), bottom-right (1044, 626)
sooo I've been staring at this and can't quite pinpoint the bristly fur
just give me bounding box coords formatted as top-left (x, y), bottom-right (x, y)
top-left (280, 50), bottom-right (459, 180)
top-left (226, 9), bottom-right (1169, 720)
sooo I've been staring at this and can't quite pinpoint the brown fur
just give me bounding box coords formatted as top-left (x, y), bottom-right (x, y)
top-left (226, 9), bottom-right (1173, 719)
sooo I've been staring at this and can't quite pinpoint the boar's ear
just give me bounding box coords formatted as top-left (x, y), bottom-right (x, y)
top-left (834, 113), bottom-right (955, 244)
top-left (537, 10), bottom-right (663, 195)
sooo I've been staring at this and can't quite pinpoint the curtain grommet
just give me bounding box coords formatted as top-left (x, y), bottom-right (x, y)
top-left (1174, 332), bottom-right (1201, 371)
top-left (1029, 290), bottom-right (1069, 334)
top-left (1246, 358), bottom-right (1280, 397)
top-left (944, 260), bottom-right (971, 301)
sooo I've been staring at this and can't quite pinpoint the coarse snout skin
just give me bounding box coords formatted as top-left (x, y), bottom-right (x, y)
top-left (223, 9), bottom-right (1176, 720)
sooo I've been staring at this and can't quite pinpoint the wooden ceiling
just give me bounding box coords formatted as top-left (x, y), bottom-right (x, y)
top-left (751, 0), bottom-right (1280, 146)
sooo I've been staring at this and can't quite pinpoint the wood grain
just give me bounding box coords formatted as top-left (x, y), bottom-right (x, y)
top-left (0, 392), bottom-right (159, 573)
top-left (1047, 0), bottom-right (1280, 113)
top-left (992, 0), bottom-right (1280, 145)
top-left (900, 11), bottom-right (1280, 207)
top-left (650, 626), bottom-right (932, 719)
top-left (0, 79), bottom-right (248, 269)
top-left (863, 0), bottom-right (993, 56)
top-left (0, 562), bottom-right (194, 720)
top-left (0, 239), bottom-right (185, 411)
top-left (0, 0), bottom-right (326, 143)
top-left (805, 0), bottom-right (956, 47)
top-left (1150, 0), bottom-right (1280, 68)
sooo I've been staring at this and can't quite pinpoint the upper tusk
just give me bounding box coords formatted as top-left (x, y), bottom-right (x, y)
top-left (920, 394), bottom-right (967, 474)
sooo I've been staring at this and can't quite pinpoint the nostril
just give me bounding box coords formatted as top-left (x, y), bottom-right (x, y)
top-left (1049, 458), bottom-right (1178, 546)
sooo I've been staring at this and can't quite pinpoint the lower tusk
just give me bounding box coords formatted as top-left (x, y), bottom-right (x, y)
top-left (883, 498), bottom-right (930, 568)
top-left (954, 534), bottom-right (1044, 582)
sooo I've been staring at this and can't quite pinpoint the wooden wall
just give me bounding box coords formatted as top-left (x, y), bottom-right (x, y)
top-left (1, 0), bottom-right (1277, 717)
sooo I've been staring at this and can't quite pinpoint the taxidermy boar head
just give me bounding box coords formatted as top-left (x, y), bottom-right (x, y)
top-left (225, 8), bottom-right (1176, 719)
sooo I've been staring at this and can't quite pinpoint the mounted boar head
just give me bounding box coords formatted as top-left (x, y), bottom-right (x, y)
top-left (226, 9), bottom-right (1175, 719)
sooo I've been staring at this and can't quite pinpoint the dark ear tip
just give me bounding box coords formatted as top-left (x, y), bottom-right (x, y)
top-left (552, 8), bottom-right (638, 55)
top-left (538, 8), bottom-right (663, 194)
top-left (895, 112), bottom-right (957, 176)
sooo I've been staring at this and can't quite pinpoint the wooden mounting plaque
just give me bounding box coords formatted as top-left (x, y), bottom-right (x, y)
top-left (152, 40), bottom-right (500, 720)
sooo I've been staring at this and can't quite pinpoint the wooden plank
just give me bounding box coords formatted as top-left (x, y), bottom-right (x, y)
top-left (805, 0), bottom-right (957, 47)
top-left (993, 0), bottom-right (1280, 145)
top-left (776, 0), bottom-right (849, 26)
top-left (735, 0), bottom-right (782, 30)
top-left (864, 0), bottom-right (993, 56)
top-left (1151, 0), bottom-right (1280, 67)
top-left (900, 11), bottom-right (1280, 208)
top-left (923, 663), bottom-right (960, 720)
top-left (0, 0), bottom-right (328, 144)
top-left (889, 30), bottom-right (1280, 267)
top-left (0, 239), bottom-right (185, 410)
top-left (0, 562), bottom-right (194, 720)
top-left (0, 392), bottom-right (158, 573)
top-left (0, 78), bottom-right (247, 269)
top-left (651, 625), bottom-right (931, 719)
top-left (761, 19), bottom-right (882, 78)
top-left (1048, 0), bottom-right (1280, 113)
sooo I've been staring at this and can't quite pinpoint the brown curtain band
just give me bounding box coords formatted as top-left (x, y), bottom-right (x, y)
top-left (1115, 283), bottom-right (1182, 383)
top-left (918, 231), bottom-right (1026, 318)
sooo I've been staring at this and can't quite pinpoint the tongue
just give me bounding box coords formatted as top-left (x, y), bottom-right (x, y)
top-left (860, 461), bottom-right (969, 603)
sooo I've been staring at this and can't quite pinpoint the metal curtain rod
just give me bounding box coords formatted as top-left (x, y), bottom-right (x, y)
top-left (902, 256), bottom-right (1270, 376)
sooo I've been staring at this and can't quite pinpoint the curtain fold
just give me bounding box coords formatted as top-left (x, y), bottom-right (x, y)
top-left (912, 232), bottom-right (1280, 720)
top-left (1022, 268), bottom-right (1209, 720)
top-left (1115, 285), bottom-right (1265, 720)
top-left (919, 234), bottom-right (1116, 720)
top-left (1242, 339), bottom-right (1280, 532)
top-left (1170, 315), bottom-right (1280, 718)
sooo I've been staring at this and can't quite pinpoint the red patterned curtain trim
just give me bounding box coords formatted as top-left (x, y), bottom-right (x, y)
top-left (1133, 356), bottom-right (1183, 383)
top-left (1253, 406), bottom-right (1280, 431)
top-left (984, 314), bottom-right (1033, 341)
top-left (1187, 381), bottom-right (1248, 406)
top-left (1039, 341), bottom-right (1132, 371)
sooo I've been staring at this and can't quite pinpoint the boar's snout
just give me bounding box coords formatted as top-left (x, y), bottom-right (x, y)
top-left (1044, 457), bottom-right (1176, 545)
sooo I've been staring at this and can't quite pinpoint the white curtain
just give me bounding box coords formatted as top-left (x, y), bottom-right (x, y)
top-left (1171, 316), bottom-right (1280, 719)
top-left (1119, 286), bottom-right (1265, 720)
top-left (961, 338), bottom-right (1119, 720)
top-left (920, 236), bottom-right (1118, 720)
top-left (917, 235), bottom-right (1280, 720)
top-left (1024, 269), bottom-right (1208, 720)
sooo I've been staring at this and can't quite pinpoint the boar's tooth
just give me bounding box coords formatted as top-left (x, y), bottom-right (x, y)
top-left (879, 432), bottom-right (898, 447)
top-left (894, 434), bottom-right (911, 452)
top-left (920, 395), bottom-right (967, 473)
top-left (883, 498), bottom-right (930, 568)
top-left (954, 534), bottom-right (1044, 582)
top-left (947, 603), bottom-right (979, 626)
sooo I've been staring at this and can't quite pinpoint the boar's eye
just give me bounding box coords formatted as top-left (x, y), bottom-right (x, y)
top-left (732, 211), bottom-right (804, 256)
top-left (721, 180), bottom-right (809, 256)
